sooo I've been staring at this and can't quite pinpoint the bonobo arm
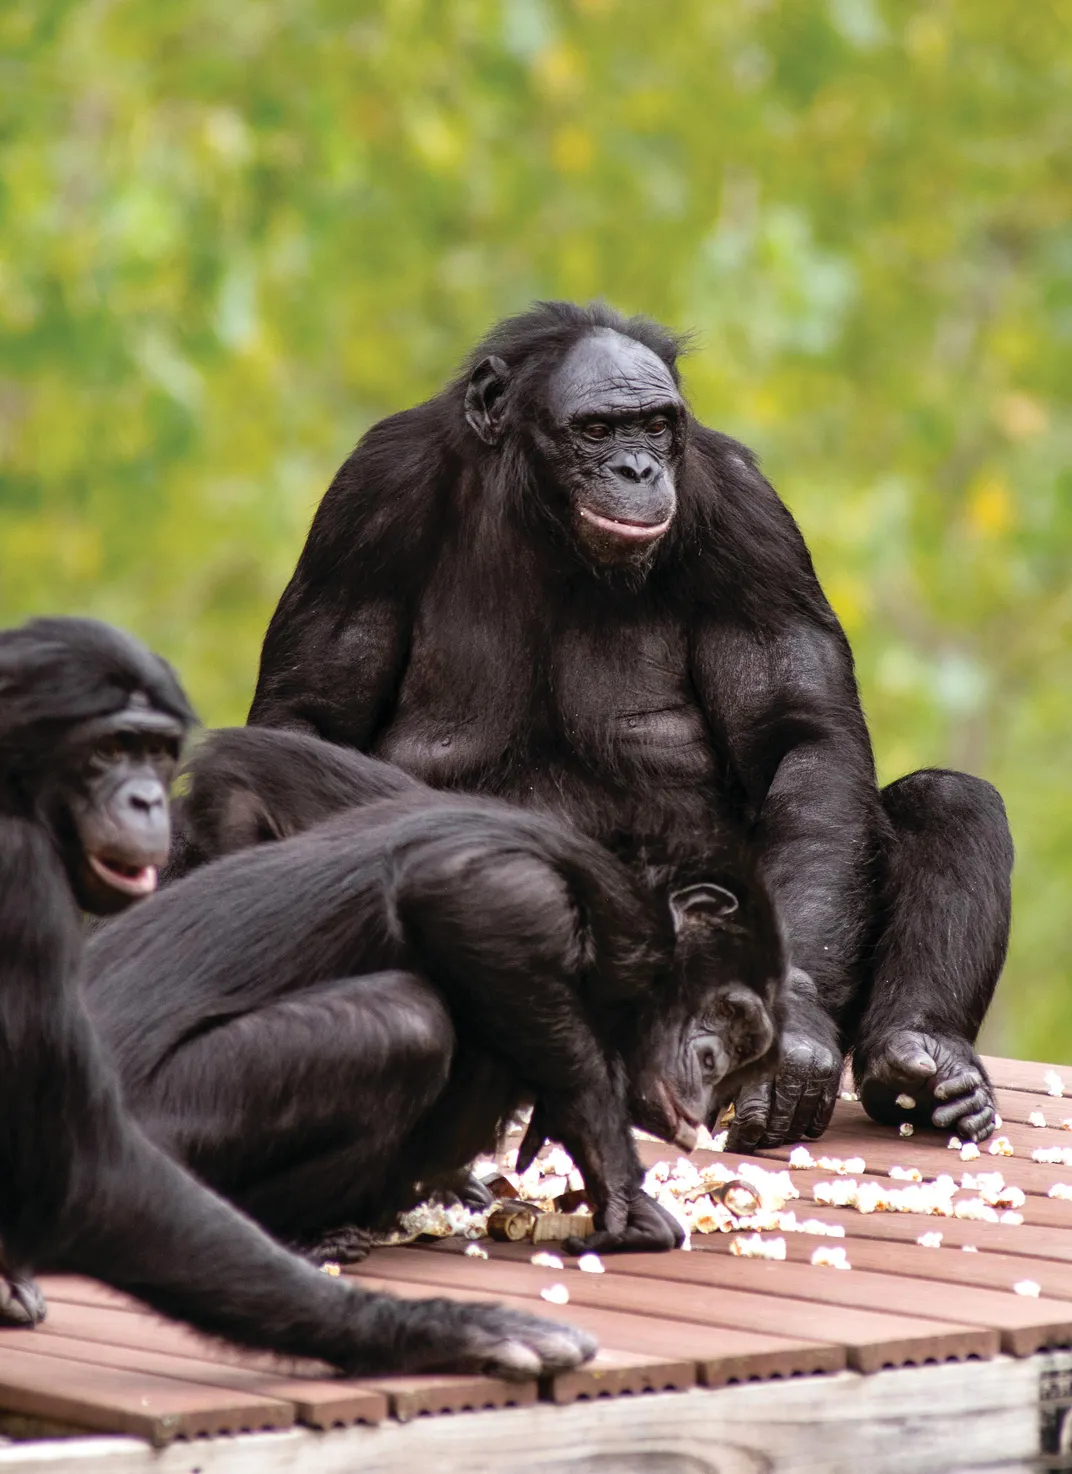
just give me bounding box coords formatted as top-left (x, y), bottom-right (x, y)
top-left (248, 407), bottom-right (445, 741)
top-left (691, 618), bottom-right (881, 1148)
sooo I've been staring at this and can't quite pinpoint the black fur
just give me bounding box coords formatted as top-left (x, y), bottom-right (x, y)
top-left (87, 726), bottom-right (785, 1258)
top-left (0, 615), bottom-right (595, 1378)
top-left (248, 300), bottom-right (1015, 1145)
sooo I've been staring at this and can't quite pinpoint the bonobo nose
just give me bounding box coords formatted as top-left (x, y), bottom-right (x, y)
top-left (611, 452), bottom-right (658, 484)
top-left (123, 778), bottom-right (166, 820)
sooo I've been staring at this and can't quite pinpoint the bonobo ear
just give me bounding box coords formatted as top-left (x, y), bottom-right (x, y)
top-left (464, 355), bottom-right (510, 446)
top-left (669, 883), bottom-right (739, 935)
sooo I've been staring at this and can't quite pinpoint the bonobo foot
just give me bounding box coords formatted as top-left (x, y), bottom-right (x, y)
top-left (380, 1303), bottom-right (597, 1380)
top-left (856, 1029), bottom-right (996, 1142)
top-left (293, 1224), bottom-right (375, 1266)
top-left (0, 1273), bottom-right (46, 1327)
top-left (564, 1190), bottom-right (684, 1255)
top-left (425, 1168), bottom-right (496, 1212)
top-left (727, 1033), bottom-right (843, 1151)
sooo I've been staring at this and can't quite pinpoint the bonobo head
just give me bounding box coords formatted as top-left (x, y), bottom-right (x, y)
top-left (0, 617), bottom-right (195, 915)
top-left (620, 857), bottom-right (787, 1152)
top-left (462, 302), bottom-right (687, 572)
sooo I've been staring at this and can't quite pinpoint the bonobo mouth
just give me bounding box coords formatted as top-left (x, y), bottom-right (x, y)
top-left (642, 1080), bottom-right (701, 1153)
top-left (87, 852), bottom-right (159, 899)
top-left (577, 506), bottom-right (673, 544)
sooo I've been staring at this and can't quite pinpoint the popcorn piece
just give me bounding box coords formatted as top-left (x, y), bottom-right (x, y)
top-left (797, 1218), bottom-right (846, 1238)
top-left (988, 1136), bottom-right (1014, 1157)
top-left (895, 1093), bottom-right (916, 1110)
top-left (811, 1245), bottom-right (850, 1269)
top-left (1013, 1280), bottom-right (1041, 1297)
top-left (464, 1244), bottom-right (489, 1259)
top-left (959, 1143), bottom-right (981, 1162)
top-left (916, 1232), bottom-right (943, 1248)
top-left (577, 1253), bottom-right (605, 1274)
top-left (890, 1166), bottom-right (923, 1182)
top-left (1044, 1070), bottom-right (1065, 1097)
top-left (708, 1130), bottom-right (729, 1152)
top-left (1000, 1211), bottom-right (1024, 1226)
top-left (1033, 1147), bottom-right (1072, 1166)
top-left (994, 1115), bottom-right (1003, 1128)
top-left (1049, 1183), bottom-right (1072, 1201)
top-left (540, 1284), bottom-right (570, 1305)
top-left (531, 1252), bottom-right (564, 1270)
top-left (962, 1244), bottom-right (978, 1252)
top-left (899, 1123), bottom-right (914, 1138)
top-left (788, 1146), bottom-right (816, 1169)
top-left (840, 1090), bottom-right (860, 1101)
top-left (1029, 1110), bottom-right (1047, 1128)
top-left (320, 1262), bottom-right (341, 1276)
top-left (953, 1197), bottom-right (1000, 1223)
top-left (730, 1233), bottom-right (787, 1260)
top-left (947, 1137), bottom-right (962, 1150)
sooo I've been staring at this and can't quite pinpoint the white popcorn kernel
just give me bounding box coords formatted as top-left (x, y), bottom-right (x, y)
top-left (531, 1252), bottom-right (564, 1270)
top-left (811, 1245), bottom-right (850, 1269)
top-left (988, 1136), bottom-right (1014, 1157)
top-left (916, 1232), bottom-right (943, 1248)
top-left (577, 1253), bottom-right (605, 1274)
top-left (1013, 1280), bottom-right (1041, 1297)
top-left (731, 1233), bottom-right (787, 1260)
top-left (464, 1244), bottom-right (489, 1259)
top-left (840, 1090), bottom-right (860, 1101)
top-left (962, 1244), bottom-right (978, 1252)
top-left (798, 1218), bottom-right (846, 1237)
top-left (899, 1122), bottom-right (914, 1138)
top-left (540, 1283), bottom-right (570, 1305)
top-left (1048, 1183), bottom-right (1072, 1201)
top-left (890, 1166), bottom-right (923, 1182)
top-left (1044, 1071), bottom-right (1065, 1097)
top-left (895, 1093), bottom-right (916, 1110)
top-left (789, 1146), bottom-right (816, 1169)
top-left (994, 1114), bottom-right (1003, 1128)
top-left (709, 1130), bottom-right (729, 1152)
top-left (1033, 1147), bottom-right (1072, 1165)
top-left (960, 1143), bottom-right (981, 1161)
top-left (1000, 1211), bottom-right (1024, 1226)
top-left (1029, 1110), bottom-right (1047, 1128)
top-left (954, 1197), bottom-right (1000, 1223)
top-left (320, 1261), bottom-right (341, 1276)
top-left (947, 1137), bottom-right (962, 1150)
top-left (843, 1157), bottom-right (867, 1174)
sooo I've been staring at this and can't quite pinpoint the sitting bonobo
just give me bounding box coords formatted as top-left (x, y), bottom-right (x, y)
top-left (0, 616), bottom-right (595, 1379)
top-left (248, 300), bottom-right (1015, 1146)
top-left (85, 725), bottom-right (786, 1259)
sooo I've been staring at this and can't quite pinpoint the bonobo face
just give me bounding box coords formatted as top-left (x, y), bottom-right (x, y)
top-left (625, 882), bottom-right (786, 1151)
top-left (43, 697), bottom-right (184, 915)
top-left (546, 331), bottom-right (685, 567)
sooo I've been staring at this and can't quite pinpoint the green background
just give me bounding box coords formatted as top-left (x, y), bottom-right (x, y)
top-left (2, 0), bottom-right (1069, 1059)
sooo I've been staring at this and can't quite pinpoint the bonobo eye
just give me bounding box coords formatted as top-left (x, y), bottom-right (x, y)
top-left (94, 735), bottom-right (126, 762)
top-left (700, 1047), bottom-right (718, 1077)
top-left (582, 422), bottom-right (611, 442)
top-left (648, 418), bottom-right (670, 437)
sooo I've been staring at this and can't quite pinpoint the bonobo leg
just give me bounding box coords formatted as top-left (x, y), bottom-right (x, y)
top-left (854, 769), bottom-right (1014, 1142)
top-left (393, 840), bottom-right (681, 1252)
top-left (135, 971), bottom-right (455, 1252)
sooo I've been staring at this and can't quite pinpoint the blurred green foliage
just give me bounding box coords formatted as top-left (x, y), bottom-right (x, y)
top-left (1, 0), bottom-right (1069, 1058)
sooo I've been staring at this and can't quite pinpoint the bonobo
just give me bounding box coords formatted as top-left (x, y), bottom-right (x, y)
top-left (0, 616), bottom-right (595, 1378)
top-left (86, 725), bottom-right (785, 1258)
top-left (248, 300), bottom-right (1015, 1146)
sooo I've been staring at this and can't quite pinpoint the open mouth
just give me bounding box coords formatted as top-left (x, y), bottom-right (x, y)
top-left (652, 1080), bottom-right (701, 1153)
top-left (87, 853), bottom-right (159, 898)
top-left (578, 507), bottom-right (672, 543)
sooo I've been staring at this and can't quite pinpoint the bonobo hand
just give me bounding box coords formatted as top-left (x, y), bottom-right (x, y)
top-left (418, 1304), bottom-right (597, 1380)
top-left (726, 969), bottom-right (842, 1150)
top-left (564, 1189), bottom-right (684, 1256)
top-left (857, 1029), bottom-right (996, 1143)
top-left (0, 1273), bottom-right (46, 1327)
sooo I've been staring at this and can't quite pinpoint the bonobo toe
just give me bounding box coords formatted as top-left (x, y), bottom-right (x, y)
top-left (0, 1274), bottom-right (46, 1327)
top-left (457, 1306), bottom-right (596, 1378)
top-left (858, 1029), bottom-right (996, 1141)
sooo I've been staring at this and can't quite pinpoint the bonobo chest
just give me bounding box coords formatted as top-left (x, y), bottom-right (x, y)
top-left (375, 575), bottom-right (717, 798)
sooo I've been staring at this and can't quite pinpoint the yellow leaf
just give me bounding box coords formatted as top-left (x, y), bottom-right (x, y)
top-left (966, 475), bottom-right (1014, 538)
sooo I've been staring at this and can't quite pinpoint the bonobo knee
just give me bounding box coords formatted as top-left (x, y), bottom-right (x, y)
top-left (884, 768), bottom-right (1010, 842)
top-left (360, 971), bottom-right (455, 1083)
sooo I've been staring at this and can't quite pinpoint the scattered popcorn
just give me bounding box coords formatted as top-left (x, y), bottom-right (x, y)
top-left (797, 1218), bottom-right (847, 1238)
top-left (895, 1093), bottom-right (916, 1110)
top-left (890, 1166), bottom-right (923, 1182)
top-left (811, 1245), bottom-right (851, 1269)
top-left (464, 1244), bottom-right (489, 1259)
top-left (320, 1262), bottom-right (341, 1276)
top-left (953, 1197), bottom-right (1000, 1223)
top-left (916, 1232), bottom-right (943, 1248)
top-left (731, 1233), bottom-right (787, 1260)
top-left (1000, 1211), bottom-right (1024, 1226)
top-left (1048, 1183), bottom-right (1072, 1201)
top-left (577, 1253), bottom-right (605, 1274)
top-left (947, 1137), bottom-right (962, 1150)
top-left (899, 1123), bottom-right (914, 1138)
top-left (1013, 1280), bottom-right (1041, 1297)
top-left (1033, 1146), bottom-right (1072, 1167)
top-left (960, 1143), bottom-right (981, 1162)
top-left (395, 1200), bottom-right (492, 1241)
top-left (1029, 1111), bottom-right (1047, 1128)
top-left (1044, 1071), bottom-right (1065, 1097)
top-left (707, 1130), bottom-right (729, 1152)
top-left (540, 1284), bottom-right (570, 1305)
top-left (840, 1090), bottom-right (860, 1102)
top-left (789, 1146), bottom-right (816, 1169)
top-left (988, 1136), bottom-right (1014, 1157)
top-left (694, 1124), bottom-right (724, 1151)
top-left (1062, 1120), bottom-right (1072, 1132)
top-left (962, 1244), bottom-right (978, 1252)
top-left (814, 1175), bottom-right (961, 1218)
top-left (531, 1251), bottom-right (564, 1270)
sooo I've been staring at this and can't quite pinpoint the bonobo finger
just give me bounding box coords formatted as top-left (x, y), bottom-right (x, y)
top-left (515, 1110), bottom-right (547, 1175)
top-left (456, 1307), bottom-right (596, 1378)
top-left (958, 1106), bottom-right (997, 1143)
top-left (872, 1040), bottom-right (938, 1085)
top-left (799, 1077), bottom-right (840, 1142)
top-left (932, 1070), bottom-right (983, 1102)
top-left (726, 1079), bottom-right (773, 1152)
top-left (931, 1086), bottom-right (989, 1129)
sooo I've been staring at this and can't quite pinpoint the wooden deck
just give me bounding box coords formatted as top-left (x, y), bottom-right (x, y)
top-left (2, 1053), bottom-right (1072, 1473)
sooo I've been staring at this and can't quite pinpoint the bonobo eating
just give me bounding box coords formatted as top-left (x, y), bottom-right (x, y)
top-left (0, 616), bottom-right (597, 1378)
top-left (85, 723), bottom-right (785, 1259)
top-left (249, 299), bottom-right (1015, 1146)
